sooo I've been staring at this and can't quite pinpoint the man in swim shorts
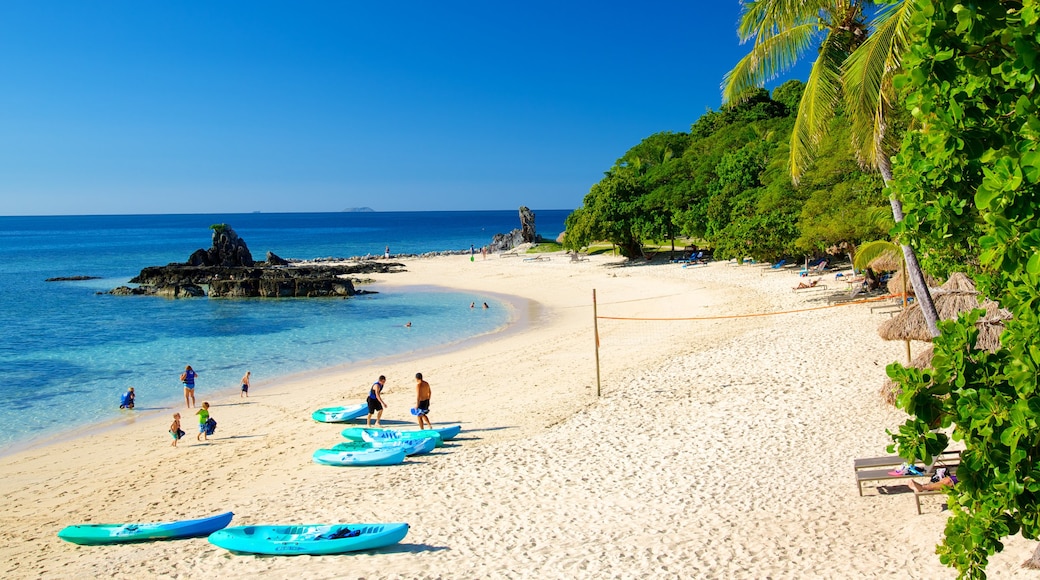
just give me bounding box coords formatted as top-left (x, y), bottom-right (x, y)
top-left (367, 375), bottom-right (387, 427)
top-left (415, 372), bottom-right (432, 430)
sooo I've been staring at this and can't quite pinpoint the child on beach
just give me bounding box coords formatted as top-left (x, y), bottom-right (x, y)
top-left (170, 413), bottom-right (184, 447)
top-left (119, 387), bottom-right (135, 409)
top-left (181, 365), bottom-right (198, 409)
top-left (241, 371), bottom-right (251, 398)
top-left (196, 402), bottom-right (211, 441)
top-left (415, 372), bottom-right (432, 430)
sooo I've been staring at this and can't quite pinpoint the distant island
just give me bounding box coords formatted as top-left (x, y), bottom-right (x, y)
top-left (342, 207), bottom-right (374, 213)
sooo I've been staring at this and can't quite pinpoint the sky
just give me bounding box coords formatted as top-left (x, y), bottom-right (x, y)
top-left (0, 1), bottom-right (810, 216)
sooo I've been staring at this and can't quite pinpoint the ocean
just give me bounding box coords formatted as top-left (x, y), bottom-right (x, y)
top-left (0, 210), bottom-right (569, 453)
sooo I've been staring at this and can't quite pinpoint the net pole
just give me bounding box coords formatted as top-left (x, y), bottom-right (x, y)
top-left (593, 288), bottom-right (601, 397)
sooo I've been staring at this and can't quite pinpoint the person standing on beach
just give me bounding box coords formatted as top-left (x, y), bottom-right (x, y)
top-left (367, 375), bottom-right (388, 427)
top-left (181, 365), bottom-right (198, 408)
top-left (415, 372), bottom-right (432, 430)
top-left (170, 413), bottom-right (183, 447)
top-left (384, 246), bottom-right (390, 259)
top-left (241, 371), bottom-right (251, 398)
top-left (196, 402), bottom-right (211, 441)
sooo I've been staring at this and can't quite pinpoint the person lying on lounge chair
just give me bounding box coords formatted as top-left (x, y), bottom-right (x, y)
top-left (909, 475), bottom-right (956, 492)
top-left (794, 279), bottom-right (820, 290)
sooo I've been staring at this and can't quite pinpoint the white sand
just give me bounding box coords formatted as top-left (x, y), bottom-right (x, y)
top-left (0, 253), bottom-right (1035, 579)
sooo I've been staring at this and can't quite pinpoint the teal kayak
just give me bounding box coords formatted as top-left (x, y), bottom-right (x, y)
top-left (58, 511), bottom-right (234, 545)
top-left (311, 403), bottom-right (368, 423)
top-left (333, 436), bottom-right (436, 456)
top-left (312, 446), bottom-right (405, 466)
top-left (209, 522), bottom-right (409, 555)
top-left (340, 427), bottom-right (444, 447)
top-left (365, 424), bottom-right (461, 441)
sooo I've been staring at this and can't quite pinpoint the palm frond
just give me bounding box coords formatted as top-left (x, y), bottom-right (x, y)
top-left (722, 22), bottom-right (819, 103)
top-left (853, 240), bottom-right (902, 272)
top-left (736, 0), bottom-right (827, 43)
top-left (789, 31), bottom-right (845, 181)
top-left (842, 1), bottom-right (917, 167)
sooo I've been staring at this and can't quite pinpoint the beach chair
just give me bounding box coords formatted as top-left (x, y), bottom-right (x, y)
top-left (523, 255), bottom-right (550, 262)
top-left (913, 472), bottom-right (960, 515)
top-left (853, 450), bottom-right (960, 496)
top-left (770, 259), bottom-right (787, 269)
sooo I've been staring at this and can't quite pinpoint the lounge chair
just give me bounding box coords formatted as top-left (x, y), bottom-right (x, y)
top-left (853, 450), bottom-right (960, 496)
top-left (770, 259), bottom-right (787, 269)
top-left (523, 255), bottom-right (550, 262)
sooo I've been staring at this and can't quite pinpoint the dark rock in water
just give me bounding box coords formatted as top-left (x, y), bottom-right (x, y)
top-left (114, 224), bottom-right (403, 298)
top-left (519, 206), bottom-right (536, 243)
top-left (185, 224), bottom-right (254, 267)
top-left (266, 251), bottom-right (289, 266)
top-left (46, 275), bottom-right (102, 282)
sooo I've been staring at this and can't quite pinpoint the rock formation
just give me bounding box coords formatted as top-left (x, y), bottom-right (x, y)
top-left (111, 225), bottom-right (405, 298)
top-left (519, 206), bottom-right (536, 243)
top-left (186, 224), bottom-right (255, 267)
top-left (488, 206), bottom-right (539, 252)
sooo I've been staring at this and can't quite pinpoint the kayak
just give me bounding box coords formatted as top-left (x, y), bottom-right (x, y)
top-left (311, 403), bottom-right (369, 423)
top-left (208, 522), bottom-right (409, 555)
top-left (312, 446), bottom-right (405, 466)
top-left (340, 426), bottom-right (459, 446)
top-left (57, 511), bottom-right (234, 545)
top-left (360, 424), bottom-right (461, 442)
top-left (337, 436), bottom-right (437, 456)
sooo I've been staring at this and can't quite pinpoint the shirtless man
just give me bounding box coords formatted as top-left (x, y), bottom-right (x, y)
top-left (415, 372), bottom-right (432, 430)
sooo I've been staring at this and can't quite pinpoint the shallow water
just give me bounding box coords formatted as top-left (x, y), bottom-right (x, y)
top-left (0, 210), bottom-right (567, 451)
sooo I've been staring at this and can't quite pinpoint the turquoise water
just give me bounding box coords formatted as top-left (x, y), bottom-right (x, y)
top-left (0, 210), bottom-right (568, 452)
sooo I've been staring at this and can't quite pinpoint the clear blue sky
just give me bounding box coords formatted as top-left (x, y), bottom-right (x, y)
top-left (0, 1), bottom-right (808, 216)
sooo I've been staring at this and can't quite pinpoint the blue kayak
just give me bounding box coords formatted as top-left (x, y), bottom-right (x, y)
top-left (336, 436), bottom-right (437, 456)
top-left (340, 425), bottom-right (460, 445)
top-left (312, 446), bottom-right (405, 466)
top-left (209, 522), bottom-right (409, 555)
top-left (58, 511), bottom-right (234, 545)
top-left (311, 403), bottom-right (369, 423)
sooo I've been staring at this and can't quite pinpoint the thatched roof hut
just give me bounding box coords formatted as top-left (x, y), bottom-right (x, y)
top-left (886, 269), bottom-right (939, 297)
top-left (878, 274), bottom-right (1013, 406)
top-left (877, 272), bottom-right (981, 342)
top-left (881, 345), bottom-right (934, 405)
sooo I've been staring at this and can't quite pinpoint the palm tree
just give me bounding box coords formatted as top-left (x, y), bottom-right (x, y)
top-left (723, 0), bottom-right (940, 337)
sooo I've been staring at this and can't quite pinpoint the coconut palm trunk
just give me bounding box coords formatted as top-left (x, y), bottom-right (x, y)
top-left (878, 157), bottom-right (940, 337)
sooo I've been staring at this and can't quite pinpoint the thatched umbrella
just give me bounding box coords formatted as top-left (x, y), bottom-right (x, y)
top-left (877, 272), bottom-right (982, 345)
top-left (881, 345), bottom-right (934, 405)
top-left (879, 275), bottom-right (1013, 406)
top-left (886, 269), bottom-right (939, 297)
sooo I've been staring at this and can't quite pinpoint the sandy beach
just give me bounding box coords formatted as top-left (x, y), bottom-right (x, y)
top-left (1, 252), bottom-right (1035, 579)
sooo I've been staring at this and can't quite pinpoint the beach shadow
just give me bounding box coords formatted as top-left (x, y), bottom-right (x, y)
top-left (454, 425), bottom-right (512, 434)
top-left (211, 401), bottom-right (255, 408)
top-left (392, 543), bottom-right (449, 554)
top-left (210, 434), bottom-right (265, 441)
top-left (878, 484), bottom-right (913, 495)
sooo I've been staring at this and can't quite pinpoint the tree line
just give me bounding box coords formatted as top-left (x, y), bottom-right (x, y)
top-left (563, 80), bottom-right (892, 262)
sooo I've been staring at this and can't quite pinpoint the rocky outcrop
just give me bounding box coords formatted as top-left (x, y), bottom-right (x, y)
top-left (266, 251), bottom-right (290, 266)
top-left (488, 206), bottom-right (539, 252)
top-left (519, 206), bottom-right (536, 243)
top-left (186, 224), bottom-right (254, 267)
top-left (112, 224), bottom-right (404, 299)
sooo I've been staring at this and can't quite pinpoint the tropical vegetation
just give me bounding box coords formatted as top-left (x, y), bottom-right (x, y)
top-left (563, 83), bottom-right (891, 261)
